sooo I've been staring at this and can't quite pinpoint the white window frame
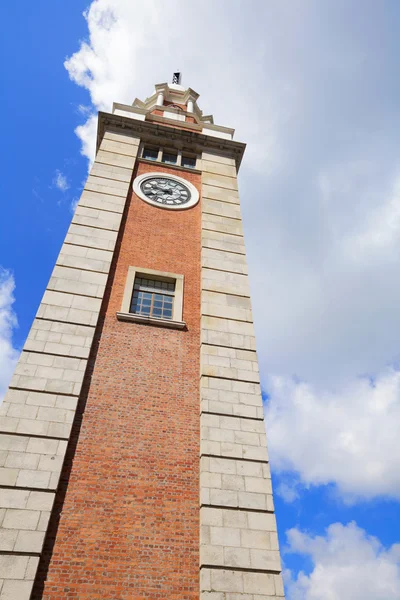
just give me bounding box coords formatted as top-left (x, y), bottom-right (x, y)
top-left (117, 266), bottom-right (185, 329)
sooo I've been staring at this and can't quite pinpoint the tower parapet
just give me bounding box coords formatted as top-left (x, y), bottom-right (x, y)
top-left (112, 79), bottom-right (235, 141)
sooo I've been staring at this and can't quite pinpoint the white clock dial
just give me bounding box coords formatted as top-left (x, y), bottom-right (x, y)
top-left (133, 172), bottom-right (199, 210)
top-left (141, 177), bottom-right (190, 206)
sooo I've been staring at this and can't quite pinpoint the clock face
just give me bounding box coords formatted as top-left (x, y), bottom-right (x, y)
top-left (133, 172), bottom-right (199, 210)
top-left (140, 176), bottom-right (191, 207)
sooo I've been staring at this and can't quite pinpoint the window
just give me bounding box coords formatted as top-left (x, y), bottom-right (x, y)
top-left (142, 147), bottom-right (158, 161)
top-left (130, 277), bottom-right (174, 320)
top-left (181, 155), bottom-right (196, 169)
top-left (140, 145), bottom-right (198, 170)
top-left (162, 151), bottom-right (178, 165)
top-left (117, 267), bottom-right (185, 329)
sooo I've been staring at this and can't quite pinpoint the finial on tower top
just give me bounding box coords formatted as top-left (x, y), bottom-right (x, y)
top-left (172, 72), bottom-right (182, 85)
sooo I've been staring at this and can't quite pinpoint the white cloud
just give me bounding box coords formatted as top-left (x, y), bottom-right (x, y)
top-left (53, 169), bottom-right (70, 192)
top-left (0, 269), bottom-right (19, 401)
top-left (285, 522), bottom-right (400, 600)
top-left (266, 369), bottom-right (400, 501)
top-left (64, 2), bottom-right (400, 500)
top-left (77, 104), bottom-right (93, 117)
top-left (276, 478), bottom-right (302, 504)
top-left (70, 197), bottom-right (80, 213)
top-left (64, 0), bottom-right (282, 164)
top-left (249, 160), bottom-right (400, 387)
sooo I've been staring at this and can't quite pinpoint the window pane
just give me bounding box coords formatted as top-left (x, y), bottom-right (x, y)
top-left (182, 155), bottom-right (196, 169)
top-left (143, 147), bottom-right (158, 161)
top-left (162, 152), bottom-right (177, 165)
top-left (130, 275), bottom-right (176, 320)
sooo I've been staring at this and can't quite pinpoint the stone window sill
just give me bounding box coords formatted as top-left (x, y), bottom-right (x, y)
top-left (116, 312), bottom-right (186, 330)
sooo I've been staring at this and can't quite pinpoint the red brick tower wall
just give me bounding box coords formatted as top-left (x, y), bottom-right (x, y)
top-left (36, 162), bottom-right (202, 599)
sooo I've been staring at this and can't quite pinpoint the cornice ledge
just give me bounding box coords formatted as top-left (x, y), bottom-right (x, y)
top-left (97, 111), bottom-right (246, 169)
top-left (113, 102), bottom-right (147, 115)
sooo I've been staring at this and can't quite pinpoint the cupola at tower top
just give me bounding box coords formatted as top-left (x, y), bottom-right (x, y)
top-left (110, 75), bottom-right (236, 141)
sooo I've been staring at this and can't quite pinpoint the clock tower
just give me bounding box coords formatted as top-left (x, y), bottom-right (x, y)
top-left (0, 78), bottom-right (285, 600)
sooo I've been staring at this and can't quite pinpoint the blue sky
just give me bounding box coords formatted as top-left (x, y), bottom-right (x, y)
top-left (1, 2), bottom-right (400, 597)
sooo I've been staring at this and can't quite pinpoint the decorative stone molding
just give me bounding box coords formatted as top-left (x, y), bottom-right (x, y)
top-left (97, 112), bottom-right (246, 170)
